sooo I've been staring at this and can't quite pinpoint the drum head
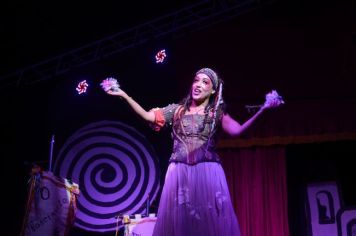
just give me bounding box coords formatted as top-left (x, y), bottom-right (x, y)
top-left (131, 218), bottom-right (157, 236)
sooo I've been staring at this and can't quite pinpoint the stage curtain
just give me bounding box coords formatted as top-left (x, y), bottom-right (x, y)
top-left (219, 146), bottom-right (290, 236)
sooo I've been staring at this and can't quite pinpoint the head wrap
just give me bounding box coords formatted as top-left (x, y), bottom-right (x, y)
top-left (195, 68), bottom-right (219, 90)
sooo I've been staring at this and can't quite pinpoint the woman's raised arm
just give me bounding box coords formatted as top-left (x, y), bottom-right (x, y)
top-left (107, 89), bottom-right (156, 123)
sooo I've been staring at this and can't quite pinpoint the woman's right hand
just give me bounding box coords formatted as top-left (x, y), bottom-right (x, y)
top-left (106, 89), bottom-right (127, 99)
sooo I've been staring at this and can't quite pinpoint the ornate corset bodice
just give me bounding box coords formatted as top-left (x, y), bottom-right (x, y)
top-left (169, 114), bottom-right (221, 165)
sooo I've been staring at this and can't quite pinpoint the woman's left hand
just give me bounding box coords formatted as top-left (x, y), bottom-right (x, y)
top-left (263, 99), bottom-right (281, 110)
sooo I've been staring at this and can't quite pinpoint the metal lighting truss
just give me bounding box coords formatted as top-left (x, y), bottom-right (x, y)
top-left (0, 0), bottom-right (273, 89)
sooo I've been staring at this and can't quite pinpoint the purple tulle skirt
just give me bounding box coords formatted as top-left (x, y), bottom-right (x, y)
top-left (152, 162), bottom-right (241, 236)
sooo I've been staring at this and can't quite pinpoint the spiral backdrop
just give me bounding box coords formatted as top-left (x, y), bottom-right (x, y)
top-left (53, 120), bottom-right (160, 232)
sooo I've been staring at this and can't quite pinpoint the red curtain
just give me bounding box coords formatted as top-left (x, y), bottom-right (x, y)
top-left (219, 146), bottom-right (290, 236)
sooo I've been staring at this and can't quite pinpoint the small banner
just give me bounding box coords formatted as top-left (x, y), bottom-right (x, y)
top-left (21, 170), bottom-right (80, 236)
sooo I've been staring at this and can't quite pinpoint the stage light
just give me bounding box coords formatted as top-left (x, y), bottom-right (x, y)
top-left (76, 80), bottom-right (89, 94)
top-left (155, 49), bottom-right (167, 63)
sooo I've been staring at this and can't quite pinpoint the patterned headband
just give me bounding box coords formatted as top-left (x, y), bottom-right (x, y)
top-left (195, 68), bottom-right (219, 90)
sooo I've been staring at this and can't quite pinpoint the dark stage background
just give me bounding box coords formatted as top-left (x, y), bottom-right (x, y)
top-left (1, 0), bottom-right (355, 235)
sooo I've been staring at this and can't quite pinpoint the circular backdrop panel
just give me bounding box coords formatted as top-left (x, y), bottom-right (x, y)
top-left (53, 120), bottom-right (160, 232)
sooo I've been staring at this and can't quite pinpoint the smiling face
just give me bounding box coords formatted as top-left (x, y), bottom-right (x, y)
top-left (191, 73), bottom-right (215, 103)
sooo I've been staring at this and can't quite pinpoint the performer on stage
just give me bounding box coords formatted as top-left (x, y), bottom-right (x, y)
top-left (106, 68), bottom-right (282, 236)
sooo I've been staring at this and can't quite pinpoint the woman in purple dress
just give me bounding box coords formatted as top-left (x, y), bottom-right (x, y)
top-left (107, 68), bottom-right (281, 236)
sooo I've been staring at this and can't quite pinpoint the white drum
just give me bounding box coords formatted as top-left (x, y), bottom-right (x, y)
top-left (130, 217), bottom-right (157, 236)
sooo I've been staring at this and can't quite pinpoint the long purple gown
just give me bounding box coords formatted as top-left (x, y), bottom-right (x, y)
top-left (151, 104), bottom-right (241, 236)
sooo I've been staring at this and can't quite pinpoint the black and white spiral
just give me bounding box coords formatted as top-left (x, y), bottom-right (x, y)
top-left (53, 120), bottom-right (160, 232)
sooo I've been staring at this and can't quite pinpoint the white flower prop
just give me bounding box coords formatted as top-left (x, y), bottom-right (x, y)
top-left (100, 77), bottom-right (120, 92)
top-left (264, 90), bottom-right (284, 107)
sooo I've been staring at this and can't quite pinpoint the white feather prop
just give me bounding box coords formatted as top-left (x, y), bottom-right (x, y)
top-left (264, 90), bottom-right (284, 107)
top-left (245, 90), bottom-right (284, 112)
